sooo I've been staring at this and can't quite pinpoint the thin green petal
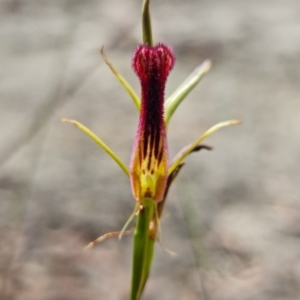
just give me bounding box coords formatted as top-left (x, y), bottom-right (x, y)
top-left (158, 147), bottom-right (212, 222)
top-left (85, 228), bottom-right (133, 249)
top-left (62, 118), bottom-right (130, 177)
top-left (169, 120), bottom-right (241, 175)
top-left (142, 0), bottom-right (153, 46)
top-left (165, 60), bottom-right (211, 125)
top-left (131, 198), bottom-right (156, 300)
top-left (100, 46), bottom-right (140, 110)
top-left (119, 203), bottom-right (139, 240)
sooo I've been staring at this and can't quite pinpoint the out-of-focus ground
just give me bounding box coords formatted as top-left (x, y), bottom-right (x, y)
top-left (1, 0), bottom-right (300, 299)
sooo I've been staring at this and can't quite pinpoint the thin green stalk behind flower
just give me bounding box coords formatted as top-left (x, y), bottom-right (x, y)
top-left (142, 0), bottom-right (153, 46)
top-left (131, 198), bottom-right (155, 299)
top-left (62, 0), bottom-right (241, 299)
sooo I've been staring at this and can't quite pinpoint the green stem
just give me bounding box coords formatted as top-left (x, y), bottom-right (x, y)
top-left (142, 0), bottom-right (153, 46)
top-left (131, 198), bottom-right (156, 300)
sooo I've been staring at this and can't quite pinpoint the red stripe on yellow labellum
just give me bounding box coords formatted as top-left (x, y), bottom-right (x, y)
top-left (130, 44), bottom-right (175, 202)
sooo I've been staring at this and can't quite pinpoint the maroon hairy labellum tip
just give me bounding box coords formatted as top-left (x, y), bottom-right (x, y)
top-left (130, 44), bottom-right (175, 202)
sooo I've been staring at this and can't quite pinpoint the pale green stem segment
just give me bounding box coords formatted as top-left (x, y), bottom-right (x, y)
top-left (165, 60), bottom-right (211, 125)
top-left (169, 120), bottom-right (241, 175)
top-left (131, 198), bottom-right (156, 300)
top-left (142, 0), bottom-right (153, 46)
top-left (100, 46), bottom-right (141, 111)
top-left (62, 118), bottom-right (130, 177)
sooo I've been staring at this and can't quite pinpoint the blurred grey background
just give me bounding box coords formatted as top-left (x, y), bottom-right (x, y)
top-left (1, 0), bottom-right (300, 299)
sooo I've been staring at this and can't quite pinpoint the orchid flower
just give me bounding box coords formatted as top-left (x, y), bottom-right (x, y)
top-left (63, 0), bottom-right (240, 299)
top-left (130, 43), bottom-right (174, 203)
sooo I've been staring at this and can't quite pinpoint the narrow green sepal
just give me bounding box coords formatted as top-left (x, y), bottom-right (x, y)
top-left (131, 198), bottom-right (156, 300)
top-left (119, 204), bottom-right (139, 240)
top-left (158, 146), bottom-right (212, 222)
top-left (169, 120), bottom-right (241, 175)
top-left (142, 0), bottom-right (153, 46)
top-left (100, 46), bottom-right (141, 111)
top-left (165, 60), bottom-right (211, 125)
top-left (62, 118), bottom-right (130, 177)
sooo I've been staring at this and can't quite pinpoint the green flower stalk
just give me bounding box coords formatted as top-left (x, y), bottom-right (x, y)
top-left (63, 0), bottom-right (240, 299)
